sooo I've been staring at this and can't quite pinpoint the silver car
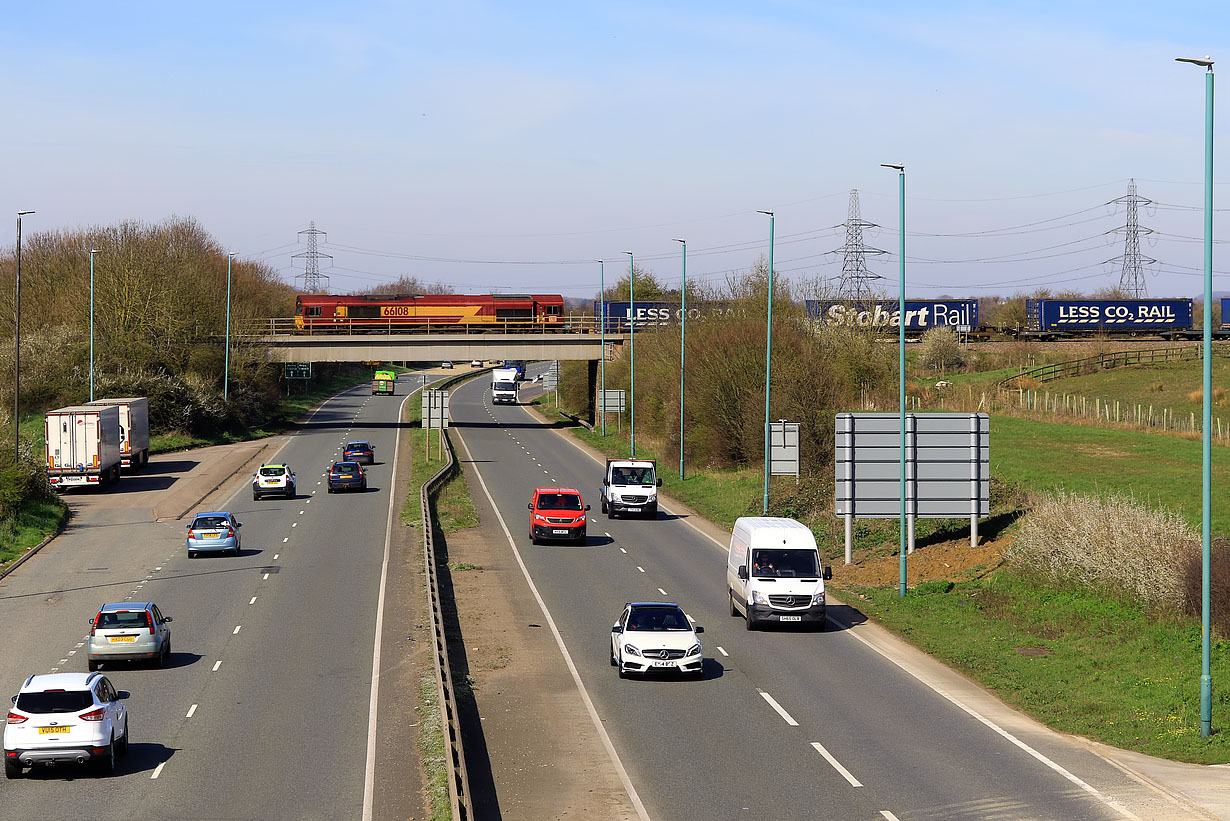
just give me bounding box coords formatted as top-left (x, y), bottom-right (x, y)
top-left (87, 602), bottom-right (172, 670)
top-left (186, 511), bottom-right (242, 558)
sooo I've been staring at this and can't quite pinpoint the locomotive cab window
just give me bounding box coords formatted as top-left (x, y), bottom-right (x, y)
top-left (305, 306), bottom-right (322, 317)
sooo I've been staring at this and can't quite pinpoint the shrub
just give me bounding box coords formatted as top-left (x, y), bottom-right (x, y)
top-left (917, 326), bottom-right (965, 372)
top-left (1179, 539), bottom-right (1230, 638)
top-left (1006, 490), bottom-right (1197, 611)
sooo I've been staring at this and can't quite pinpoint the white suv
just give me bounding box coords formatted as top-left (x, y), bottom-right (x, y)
top-left (252, 463), bottom-right (296, 500)
top-left (5, 672), bottom-right (130, 778)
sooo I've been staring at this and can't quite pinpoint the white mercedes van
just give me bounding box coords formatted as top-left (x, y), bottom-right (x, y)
top-left (727, 517), bottom-right (832, 630)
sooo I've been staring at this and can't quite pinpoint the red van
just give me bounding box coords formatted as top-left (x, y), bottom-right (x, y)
top-left (527, 487), bottom-right (589, 544)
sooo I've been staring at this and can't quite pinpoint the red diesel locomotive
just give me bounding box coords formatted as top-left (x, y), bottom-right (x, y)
top-left (294, 293), bottom-right (566, 330)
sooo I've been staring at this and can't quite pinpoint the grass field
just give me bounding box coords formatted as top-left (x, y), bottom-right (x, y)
top-left (0, 498), bottom-right (68, 571)
top-left (847, 572), bottom-right (1230, 763)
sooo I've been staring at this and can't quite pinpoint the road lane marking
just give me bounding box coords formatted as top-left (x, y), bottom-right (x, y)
top-left (186, 704), bottom-right (198, 718)
top-left (826, 616), bottom-right (1141, 818)
top-left (262, 573), bottom-right (269, 580)
top-left (759, 691), bottom-right (799, 726)
top-left (74, 642), bottom-right (83, 648)
top-left (657, 588), bottom-right (667, 596)
top-left (880, 812), bottom-right (901, 820)
top-left (283, 537), bottom-right (288, 543)
top-left (292, 522), bottom-right (297, 527)
top-left (453, 426), bottom-right (649, 820)
top-left (58, 658), bottom-right (67, 664)
top-left (636, 566), bottom-right (645, 573)
top-left (249, 597), bottom-right (257, 605)
top-left (717, 646), bottom-right (729, 657)
top-left (273, 553), bottom-right (279, 560)
top-left (233, 625), bottom-right (242, 634)
top-left (212, 661), bottom-right (221, 672)
top-left (151, 762), bottom-right (166, 779)
top-left (67, 650), bottom-right (75, 656)
top-left (810, 741), bottom-right (862, 787)
top-left (363, 385), bottom-right (418, 821)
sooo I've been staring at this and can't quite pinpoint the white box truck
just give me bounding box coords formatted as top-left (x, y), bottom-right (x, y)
top-left (727, 517), bottom-right (832, 631)
top-left (491, 368), bottom-right (520, 404)
top-left (45, 404), bottom-right (123, 490)
top-left (86, 397), bottom-right (149, 469)
top-left (600, 458), bottom-right (661, 518)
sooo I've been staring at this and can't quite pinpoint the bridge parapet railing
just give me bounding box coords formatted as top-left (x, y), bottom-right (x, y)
top-left (235, 315), bottom-right (622, 336)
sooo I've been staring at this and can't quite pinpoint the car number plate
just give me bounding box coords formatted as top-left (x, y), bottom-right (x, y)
top-left (110, 635), bottom-right (137, 642)
top-left (203, 532), bottom-right (220, 538)
top-left (552, 529), bottom-right (569, 535)
top-left (39, 726), bottom-right (70, 734)
top-left (624, 507), bottom-right (641, 513)
top-left (650, 660), bottom-right (676, 667)
top-left (779, 615), bottom-right (802, 622)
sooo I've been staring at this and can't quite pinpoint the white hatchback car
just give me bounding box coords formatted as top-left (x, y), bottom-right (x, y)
top-left (252, 463), bottom-right (296, 500)
top-left (611, 602), bottom-right (704, 679)
top-left (4, 672), bottom-right (129, 778)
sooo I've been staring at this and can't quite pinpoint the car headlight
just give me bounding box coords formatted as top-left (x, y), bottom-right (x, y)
top-left (751, 591), bottom-right (768, 605)
top-left (812, 592), bottom-right (826, 606)
top-left (534, 514), bottom-right (548, 522)
top-left (685, 643), bottom-right (702, 657)
top-left (622, 644), bottom-right (641, 657)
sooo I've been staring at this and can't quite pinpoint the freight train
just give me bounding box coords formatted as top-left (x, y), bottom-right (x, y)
top-left (596, 297), bottom-right (1204, 340)
top-left (294, 293), bottom-right (567, 331)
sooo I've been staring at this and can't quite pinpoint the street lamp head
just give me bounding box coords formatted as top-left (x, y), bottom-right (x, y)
top-left (1177, 56), bottom-right (1214, 69)
top-left (623, 250), bottom-right (633, 256)
top-left (228, 251), bottom-right (237, 258)
top-left (17, 210), bottom-right (34, 216)
top-left (594, 259), bottom-right (603, 264)
top-left (90, 248), bottom-right (101, 255)
top-left (756, 209), bottom-right (774, 216)
top-left (882, 163), bottom-right (905, 171)
top-left (673, 238), bottom-right (685, 244)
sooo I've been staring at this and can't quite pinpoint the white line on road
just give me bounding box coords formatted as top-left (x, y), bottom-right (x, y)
top-left (282, 537), bottom-right (288, 543)
top-left (273, 553), bottom-right (279, 560)
top-left (292, 522), bottom-right (297, 527)
top-left (619, 547), bottom-right (627, 554)
top-left (233, 625), bottom-right (241, 634)
top-left (636, 566), bottom-right (645, 573)
top-left (453, 426), bottom-right (649, 820)
top-left (74, 642), bottom-right (83, 648)
top-left (66, 650), bottom-right (75, 656)
top-left (810, 741), bottom-right (862, 787)
top-left (249, 597), bottom-right (257, 605)
top-left (880, 812), bottom-right (901, 820)
top-left (185, 704), bottom-right (197, 718)
top-left (657, 588), bottom-right (667, 596)
top-left (717, 646), bottom-right (729, 657)
top-left (212, 661), bottom-right (221, 672)
top-left (151, 762), bottom-right (166, 779)
top-left (759, 691), bottom-right (799, 726)
top-left (262, 573), bottom-right (269, 580)
top-left (58, 658), bottom-right (67, 664)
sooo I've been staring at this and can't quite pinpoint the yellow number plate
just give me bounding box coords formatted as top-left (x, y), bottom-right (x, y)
top-left (110, 636), bottom-right (137, 643)
top-left (203, 532), bottom-right (220, 538)
top-left (39, 726), bottom-right (71, 734)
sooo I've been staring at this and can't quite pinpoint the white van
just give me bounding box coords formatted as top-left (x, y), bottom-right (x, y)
top-left (727, 517), bottom-right (832, 630)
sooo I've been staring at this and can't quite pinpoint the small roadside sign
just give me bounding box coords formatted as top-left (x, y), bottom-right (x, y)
top-left (284, 362), bottom-right (312, 379)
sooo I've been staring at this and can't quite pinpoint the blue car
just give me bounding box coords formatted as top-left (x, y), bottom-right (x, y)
top-left (342, 441), bottom-right (374, 465)
top-left (186, 512), bottom-right (242, 558)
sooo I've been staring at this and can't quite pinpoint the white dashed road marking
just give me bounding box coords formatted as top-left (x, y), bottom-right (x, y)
top-left (233, 625), bottom-right (242, 634)
top-left (717, 646), bottom-right (729, 657)
top-left (151, 762), bottom-right (166, 779)
top-left (811, 741), bottom-right (862, 787)
top-left (212, 661), bottom-right (222, 672)
top-left (657, 588), bottom-right (667, 596)
top-left (186, 704), bottom-right (198, 718)
top-left (880, 812), bottom-right (901, 821)
top-left (759, 691), bottom-right (799, 726)
top-left (249, 597), bottom-right (257, 605)
top-left (636, 566), bottom-right (645, 573)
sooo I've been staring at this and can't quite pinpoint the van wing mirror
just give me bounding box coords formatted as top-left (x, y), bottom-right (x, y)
top-left (527, 503), bottom-right (533, 510)
top-left (823, 567), bottom-right (833, 581)
top-left (737, 566), bottom-right (749, 580)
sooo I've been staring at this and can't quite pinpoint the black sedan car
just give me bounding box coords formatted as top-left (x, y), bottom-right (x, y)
top-left (327, 461), bottom-right (367, 493)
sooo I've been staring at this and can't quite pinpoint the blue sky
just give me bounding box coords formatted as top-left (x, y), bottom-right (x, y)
top-left (3, 1), bottom-right (1229, 299)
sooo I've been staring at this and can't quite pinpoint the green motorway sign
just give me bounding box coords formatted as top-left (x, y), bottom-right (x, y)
top-left (284, 362), bottom-right (312, 379)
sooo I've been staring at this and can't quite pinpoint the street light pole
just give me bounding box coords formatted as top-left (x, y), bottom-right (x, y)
top-left (624, 250), bottom-right (635, 457)
top-left (757, 210), bottom-right (774, 515)
top-left (883, 163), bottom-right (907, 598)
top-left (89, 249), bottom-right (101, 402)
top-left (674, 238), bottom-right (686, 480)
top-left (224, 252), bottom-right (235, 402)
top-left (14, 210), bottom-right (34, 466)
top-left (1177, 54), bottom-right (1215, 738)
top-left (596, 259), bottom-right (606, 437)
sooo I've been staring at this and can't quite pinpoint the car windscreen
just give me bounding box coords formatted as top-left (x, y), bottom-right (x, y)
top-left (627, 607), bottom-right (690, 631)
top-left (493, 382), bottom-right (517, 391)
top-left (191, 516), bottom-right (228, 530)
top-left (611, 467), bottom-right (654, 485)
top-left (751, 549), bottom-right (820, 578)
top-left (259, 467), bottom-right (285, 477)
top-left (537, 493), bottom-right (583, 511)
top-left (345, 443), bottom-right (370, 451)
top-left (17, 691), bottom-right (95, 714)
top-left (98, 610), bottom-right (150, 629)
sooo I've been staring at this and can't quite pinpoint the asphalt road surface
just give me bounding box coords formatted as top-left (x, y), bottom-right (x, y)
top-left (0, 375), bottom-right (431, 819)
top-left (450, 364), bottom-right (1173, 821)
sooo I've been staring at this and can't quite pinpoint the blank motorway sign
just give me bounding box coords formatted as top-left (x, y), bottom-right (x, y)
top-left (835, 412), bottom-right (988, 518)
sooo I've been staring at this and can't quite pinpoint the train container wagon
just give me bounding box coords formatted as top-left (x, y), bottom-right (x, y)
top-left (806, 299), bottom-right (978, 332)
top-left (295, 293), bottom-right (566, 331)
top-left (1024, 298), bottom-right (1192, 338)
top-left (1220, 297), bottom-right (1230, 332)
top-left (594, 300), bottom-right (737, 331)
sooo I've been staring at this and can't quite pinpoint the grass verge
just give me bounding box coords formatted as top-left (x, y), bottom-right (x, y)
top-left (417, 672), bottom-right (451, 821)
top-left (841, 572), bottom-right (1230, 763)
top-left (0, 498), bottom-right (69, 571)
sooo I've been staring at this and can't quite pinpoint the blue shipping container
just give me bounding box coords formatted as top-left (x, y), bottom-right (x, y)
top-left (594, 301), bottom-right (731, 330)
top-left (806, 299), bottom-right (978, 331)
top-left (1221, 297), bottom-right (1230, 331)
top-left (1026, 299), bottom-right (1192, 333)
